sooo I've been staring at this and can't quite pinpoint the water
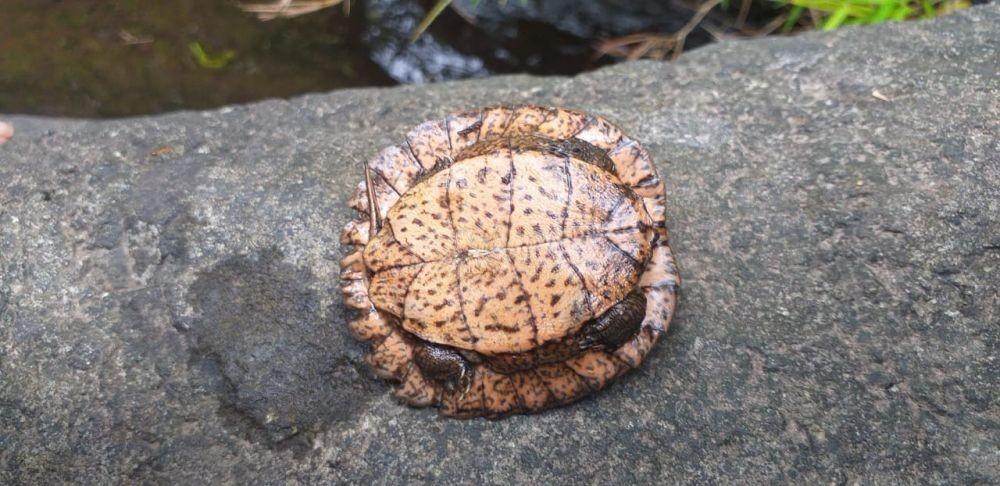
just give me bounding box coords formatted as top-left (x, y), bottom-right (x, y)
top-left (0, 0), bottom-right (719, 118)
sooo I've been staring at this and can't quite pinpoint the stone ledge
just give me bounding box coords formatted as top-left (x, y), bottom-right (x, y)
top-left (1, 5), bottom-right (997, 484)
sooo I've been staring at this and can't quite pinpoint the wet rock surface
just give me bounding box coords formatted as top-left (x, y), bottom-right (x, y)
top-left (1, 6), bottom-right (997, 484)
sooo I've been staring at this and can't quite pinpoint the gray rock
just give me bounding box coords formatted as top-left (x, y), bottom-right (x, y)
top-left (1, 6), bottom-right (998, 484)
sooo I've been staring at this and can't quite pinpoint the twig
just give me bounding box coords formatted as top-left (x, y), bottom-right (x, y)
top-left (671, 0), bottom-right (722, 60)
top-left (119, 29), bottom-right (154, 45)
top-left (808, 7), bottom-right (822, 28)
top-left (700, 23), bottom-right (729, 41)
top-left (596, 0), bottom-right (723, 61)
top-left (736, 0), bottom-right (752, 30)
top-left (239, 0), bottom-right (346, 20)
top-left (741, 13), bottom-right (789, 36)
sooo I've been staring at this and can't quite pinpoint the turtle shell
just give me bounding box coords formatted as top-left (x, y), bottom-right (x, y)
top-left (364, 135), bottom-right (653, 355)
top-left (340, 105), bottom-right (680, 418)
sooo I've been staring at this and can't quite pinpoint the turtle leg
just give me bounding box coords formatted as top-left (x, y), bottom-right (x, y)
top-left (413, 341), bottom-right (474, 393)
top-left (580, 291), bottom-right (646, 350)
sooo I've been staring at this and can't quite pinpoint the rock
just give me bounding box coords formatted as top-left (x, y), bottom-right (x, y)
top-left (1, 6), bottom-right (997, 483)
top-left (452, 0), bottom-right (711, 43)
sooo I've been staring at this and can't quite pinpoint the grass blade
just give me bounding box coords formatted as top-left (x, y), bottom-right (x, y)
top-left (822, 5), bottom-right (851, 29)
top-left (782, 5), bottom-right (805, 32)
top-left (411, 0), bottom-right (453, 41)
top-left (188, 42), bottom-right (236, 69)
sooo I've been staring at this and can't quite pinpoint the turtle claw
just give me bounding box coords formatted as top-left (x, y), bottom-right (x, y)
top-left (457, 367), bottom-right (474, 397)
top-left (577, 334), bottom-right (597, 350)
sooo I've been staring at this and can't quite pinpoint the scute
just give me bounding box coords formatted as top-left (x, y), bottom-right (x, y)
top-left (506, 241), bottom-right (589, 343)
top-left (364, 135), bottom-right (652, 354)
top-left (454, 252), bottom-right (536, 352)
top-left (506, 151), bottom-right (568, 247)
top-left (384, 171), bottom-right (455, 261)
top-left (363, 225), bottom-right (423, 272)
top-left (562, 234), bottom-right (649, 316)
top-left (447, 150), bottom-right (513, 251)
top-left (401, 261), bottom-right (472, 344)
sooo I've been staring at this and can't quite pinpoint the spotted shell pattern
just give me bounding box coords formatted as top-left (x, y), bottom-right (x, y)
top-left (341, 105), bottom-right (679, 418)
top-left (366, 141), bottom-right (653, 355)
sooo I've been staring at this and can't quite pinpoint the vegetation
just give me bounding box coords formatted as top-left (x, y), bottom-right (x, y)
top-left (2, 0), bottom-right (973, 117)
top-left (188, 42), bottom-right (237, 69)
top-left (240, 0), bottom-right (970, 60)
top-left (778, 0), bottom-right (971, 32)
top-left (598, 0), bottom-right (972, 59)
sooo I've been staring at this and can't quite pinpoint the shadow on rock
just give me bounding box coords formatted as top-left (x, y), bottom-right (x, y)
top-left (186, 248), bottom-right (375, 452)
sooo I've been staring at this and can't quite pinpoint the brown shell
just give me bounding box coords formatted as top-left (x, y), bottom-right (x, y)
top-left (341, 105), bottom-right (680, 418)
top-left (364, 142), bottom-right (652, 355)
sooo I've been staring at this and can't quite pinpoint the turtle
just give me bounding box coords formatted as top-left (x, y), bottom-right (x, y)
top-left (340, 104), bottom-right (679, 418)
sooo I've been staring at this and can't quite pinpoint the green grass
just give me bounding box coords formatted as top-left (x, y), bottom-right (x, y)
top-left (188, 42), bottom-right (237, 69)
top-left (776, 0), bottom-right (970, 32)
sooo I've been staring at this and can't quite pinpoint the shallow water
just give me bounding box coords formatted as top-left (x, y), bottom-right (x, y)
top-left (1, 0), bottom-right (716, 117)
